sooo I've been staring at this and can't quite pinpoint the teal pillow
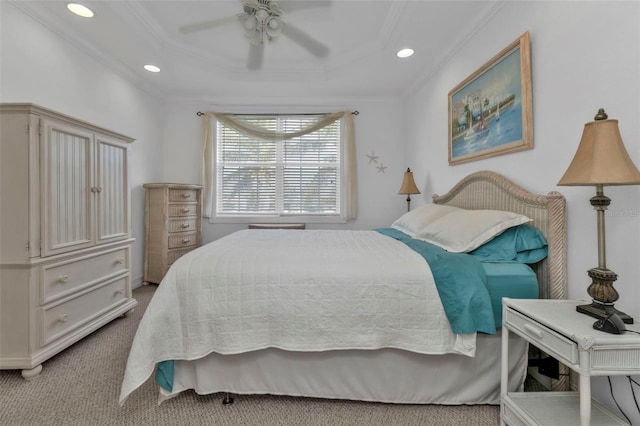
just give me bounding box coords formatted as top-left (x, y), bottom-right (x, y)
top-left (469, 224), bottom-right (548, 263)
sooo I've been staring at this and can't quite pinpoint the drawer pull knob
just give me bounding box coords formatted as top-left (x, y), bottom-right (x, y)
top-left (524, 324), bottom-right (543, 338)
top-left (182, 238), bottom-right (191, 244)
top-left (181, 223), bottom-right (190, 228)
top-left (181, 208), bottom-right (190, 213)
top-left (59, 314), bottom-right (69, 322)
top-left (115, 258), bottom-right (125, 265)
top-left (181, 192), bottom-right (190, 198)
top-left (58, 275), bottom-right (69, 283)
top-left (116, 288), bottom-right (125, 294)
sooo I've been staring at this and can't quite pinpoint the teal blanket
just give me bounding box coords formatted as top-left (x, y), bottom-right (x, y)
top-left (376, 228), bottom-right (496, 336)
top-left (155, 228), bottom-right (496, 392)
top-left (156, 359), bottom-right (173, 392)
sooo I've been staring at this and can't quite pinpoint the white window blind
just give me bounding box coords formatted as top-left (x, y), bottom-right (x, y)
top-left (215, 115), bottom-right (342, 218)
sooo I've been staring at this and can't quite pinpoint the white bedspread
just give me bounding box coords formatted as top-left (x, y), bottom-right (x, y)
top-left (119, 230), bottom-right (476, 404)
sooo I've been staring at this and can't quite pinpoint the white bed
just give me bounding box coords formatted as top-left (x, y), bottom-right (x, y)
top-left (120, 171), bottom-right (567, 406)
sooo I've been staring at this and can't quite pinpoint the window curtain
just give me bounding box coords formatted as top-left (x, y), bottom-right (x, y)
top-left (199, 111), bottom-right (358, 220)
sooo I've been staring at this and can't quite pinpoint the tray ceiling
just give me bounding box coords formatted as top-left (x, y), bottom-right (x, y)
top-left (11, 0), bottom-right (502, 99)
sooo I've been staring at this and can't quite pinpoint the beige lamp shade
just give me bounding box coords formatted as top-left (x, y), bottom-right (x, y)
top-left (398, 168), bottom-right (421, 194)
top-left (558, 111), bottom-right (640, 186)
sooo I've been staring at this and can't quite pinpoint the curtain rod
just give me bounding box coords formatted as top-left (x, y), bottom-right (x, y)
top-left (196, 111), bottom-right (359, 117)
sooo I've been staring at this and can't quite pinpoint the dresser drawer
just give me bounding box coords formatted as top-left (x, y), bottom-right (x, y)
top-left (168, 233), bottom-right (198, 249)
top-left (169, 189), bottom-right (198, 203)
top-left (167, 247), bottom-right (197, 265)
top-left (41, 248), bottom-right (128, 304)
top-left (504, 308), bottom-right (579, 365)
top-left (168, 218), bottom-right (197, 233)
top-left (40, 276), bottom-right (128, 346)
top-left (169, 204), bottom-right (197, 217)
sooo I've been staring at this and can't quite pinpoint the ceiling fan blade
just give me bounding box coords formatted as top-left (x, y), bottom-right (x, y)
top-left (281, 22), bottom-right (329, 58)
top-left (179, 16), bottom-right (236, 35)
top-left (247, 43), bottom-right (264, 70)
top-left (278, 0), bottom-right (332, 13)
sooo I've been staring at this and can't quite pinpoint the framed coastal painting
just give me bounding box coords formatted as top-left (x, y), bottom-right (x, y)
top-left (448, 32), bottom-right (533, 165)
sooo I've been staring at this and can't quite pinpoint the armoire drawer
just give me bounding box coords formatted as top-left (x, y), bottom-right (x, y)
top-left (168, 204), bottom-right (197, 217)
top-left (40, 275), bottom-right (128, 346)
top-left (41, 248), bottom-right (128, 304)
top-left (169, 189), bottom-right (198, 202)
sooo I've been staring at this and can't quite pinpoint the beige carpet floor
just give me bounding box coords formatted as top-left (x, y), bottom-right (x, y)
top-left (0, 284), bottom-right (507, 425)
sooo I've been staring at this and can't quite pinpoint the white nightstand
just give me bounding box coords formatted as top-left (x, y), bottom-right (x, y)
top-left (500, 298), bottom-right (640, 426)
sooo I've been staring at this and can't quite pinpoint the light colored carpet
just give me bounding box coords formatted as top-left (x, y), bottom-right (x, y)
top-left (0, 285), bottom-right (502, 425)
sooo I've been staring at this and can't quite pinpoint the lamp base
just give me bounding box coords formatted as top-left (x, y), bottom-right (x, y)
top-left (576, 301), bottom-right (634, 324)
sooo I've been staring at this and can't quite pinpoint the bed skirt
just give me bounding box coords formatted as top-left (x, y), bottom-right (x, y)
top-left (158, 330), bottom-right (527, 405)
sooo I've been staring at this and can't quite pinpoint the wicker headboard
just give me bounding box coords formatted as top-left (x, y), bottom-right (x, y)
top-left (432, 171), bottom-right (567, 301)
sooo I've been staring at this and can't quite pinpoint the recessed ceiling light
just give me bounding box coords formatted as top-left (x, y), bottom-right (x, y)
top-left (396, 48), bottom-right (415, 59)
top-left (144, 65), bottom-right (161, 73)
top-left (67, 3), bottom-right (94, 18)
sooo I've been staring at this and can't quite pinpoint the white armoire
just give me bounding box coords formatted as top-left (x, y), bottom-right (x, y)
top-left (0, 103), bottom-right (137, 379)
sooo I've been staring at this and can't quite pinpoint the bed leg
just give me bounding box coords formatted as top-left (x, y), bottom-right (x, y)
top-left (222, 393), bottom-right (234, 406)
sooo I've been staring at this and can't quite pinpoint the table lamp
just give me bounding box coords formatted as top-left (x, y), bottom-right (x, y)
top-left (558, 108), bottom-right (640, 324)
top-left (398, 168), bottom-right (420, 211)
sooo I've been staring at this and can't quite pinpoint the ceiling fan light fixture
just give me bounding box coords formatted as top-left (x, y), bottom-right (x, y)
top-left (256, 8), bottom-right (269, 23)
top-left (267, 16), bottom-right (280, 30)
top-left (243, 16), bottom-right (258, 33)
top-left (265, 16), bottom-right (282, 38)
top-left (238, 0), bottom-right (285, 45)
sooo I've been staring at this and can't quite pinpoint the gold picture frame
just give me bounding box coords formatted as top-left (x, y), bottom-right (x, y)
top-left (448, 32), bottom-right (533, 165)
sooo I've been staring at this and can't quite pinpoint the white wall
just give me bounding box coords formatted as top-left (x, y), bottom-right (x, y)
top-left (159, 97), bottom-right (409, 241)
top-left (4, 0), bottom-right (640, 419)
top-left (0, 3), bottom-right (164, 286)
top-left (403, 1), bottom-right (640, 421)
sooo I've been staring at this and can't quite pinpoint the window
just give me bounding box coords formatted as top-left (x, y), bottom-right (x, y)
top-left (214, 114), bottom-right (344, 221)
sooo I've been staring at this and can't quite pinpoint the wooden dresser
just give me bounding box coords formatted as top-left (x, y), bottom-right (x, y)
top-left (143, 183), bottom-right (203, 284)
top-left (0, 103), bottom-right (137, 379)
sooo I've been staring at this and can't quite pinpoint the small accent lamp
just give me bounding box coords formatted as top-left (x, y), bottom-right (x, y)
top-left (398, 168), bottom-right (421, 211)
top-left (558, 108), bottom-right (640, 324)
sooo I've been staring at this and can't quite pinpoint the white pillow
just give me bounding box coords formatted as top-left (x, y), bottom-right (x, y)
top-left (391, 204), bottom-right (461, 237)
top-left (414, 209), bottom-right (532, 253)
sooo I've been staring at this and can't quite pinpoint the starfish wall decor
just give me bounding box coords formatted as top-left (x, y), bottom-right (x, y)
top-left (366, 151), bottom-right (386, 173)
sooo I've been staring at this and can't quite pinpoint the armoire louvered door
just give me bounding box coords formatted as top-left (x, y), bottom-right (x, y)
top-left (96, 134), bottom-right (129, 245)
top-left (40, 119), bottom-right (130, 257)
top-left (41, 118), bottom-right (94, 257)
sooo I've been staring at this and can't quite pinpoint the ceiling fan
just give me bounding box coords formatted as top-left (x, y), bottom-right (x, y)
top-left (179, 0), bottom-right (330, 70)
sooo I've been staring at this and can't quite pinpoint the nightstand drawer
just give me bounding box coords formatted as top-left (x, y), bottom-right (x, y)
top-left (505, 308), bottom-right (578, 365)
